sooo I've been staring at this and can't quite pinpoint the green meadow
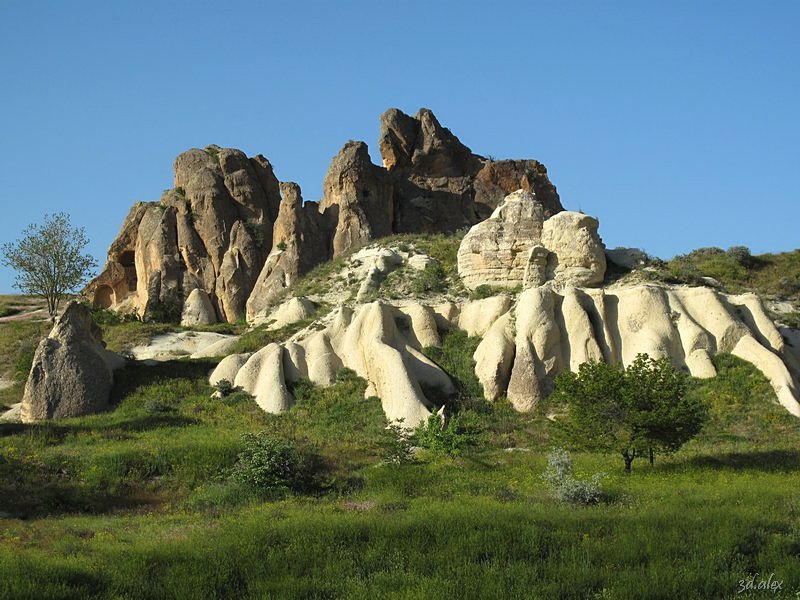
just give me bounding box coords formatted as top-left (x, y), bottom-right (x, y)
top-left (1, 317), bottom-right (799, 599)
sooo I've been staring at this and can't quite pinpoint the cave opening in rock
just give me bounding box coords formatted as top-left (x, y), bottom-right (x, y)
top-left (94, 285), bottom-right (114, 309)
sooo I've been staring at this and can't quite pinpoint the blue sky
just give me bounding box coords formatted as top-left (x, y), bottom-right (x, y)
top-left (1, 1), bottom-right (798, 293)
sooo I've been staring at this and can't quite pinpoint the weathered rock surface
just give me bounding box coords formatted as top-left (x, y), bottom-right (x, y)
top-left (181, 288), bottom-right (217, 326)
top-left (214, 302), bottom-right (454, 426)
top-left (457, 190), bottom-right (547, 290)
top-left (211, 284), bottom-right (800, 423)
top-left (380, 108), bottom-right (562, 232)
top-left (130, 332), bottom-right (238, 361)
top-left (320, 141), bottom-right (394, 258)
top-left (245, 183), bottom-right (331, 321)
top-left (88, 145), bottom-right (281, 323)
top-left (21, 302), bottom-right (124, 422)
top-left (90, 108), bottom-right (562, 323)
top-left (262, 296), bottom-right (317, 330)
top-left (457, 193), bottom-right (606, 290)
top-left (540, 211), bottom-right (606, 287)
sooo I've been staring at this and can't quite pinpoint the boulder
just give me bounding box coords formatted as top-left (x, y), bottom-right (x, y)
top-left (181, 288), bottom-right (217, 326)
top-left (262, 296), bottom-right (317, 330)
top-left (21, 302), bottom-right (124, 422)
top-left (457, 190), bottom-right (547, 290)
top-left (540, 211), bottom-right (606, 287)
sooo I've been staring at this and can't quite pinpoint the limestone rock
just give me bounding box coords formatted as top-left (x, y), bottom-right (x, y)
top-left (457, 190), bottom-right (547, 290)
top-left (473, 312), bottom-right (515, 402)
top-left (458, 296), bottom-right (513, 337)
top-left (458, 193), bottom-right (606, 291)
top-left (540, 211), bottom-right (606, 287)
top-left (21, 302), bottom-right (124, 422)
top-left (130, 331), bottom-right (237, 361)
top-left (234, 344), bottom-right (294, 413)
top-left (181, 288), bottom-right (217, 326)
top-left (90, 108), bottom-right (563, 326)
top-left (381, 108), bottom-right (563, 233)
top-left (209, 353), bottom-right (252, 387)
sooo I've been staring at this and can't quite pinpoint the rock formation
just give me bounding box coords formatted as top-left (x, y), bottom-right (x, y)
top-left (89, 108), bottom-right (562, 323)
top-left (21, 302), bottom-right (125, 422)
top-left (245, 183), bottom-right (331, 322)
top-left (457, 191), bottom-right (606, 290)
top-left (213, 285), bottom-right (800, 426)
top-left (539, 212), bottom-right (606, 287)
top-left (87, 145), bottom-right (282, 323)
top-left (214, 302), bottom-right (453, 425)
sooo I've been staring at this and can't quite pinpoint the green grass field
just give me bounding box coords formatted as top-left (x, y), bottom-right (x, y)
top-left (1, 327), bottom-right (799, 598)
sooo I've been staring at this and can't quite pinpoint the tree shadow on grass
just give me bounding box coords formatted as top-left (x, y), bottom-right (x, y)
top-left (667, 449), bottom-right (800, 473)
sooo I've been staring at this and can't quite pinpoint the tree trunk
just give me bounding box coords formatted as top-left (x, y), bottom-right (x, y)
top-left (649, 447), bottom-right (654, 466)
top-left (623, 449), bottom-right (636, 474)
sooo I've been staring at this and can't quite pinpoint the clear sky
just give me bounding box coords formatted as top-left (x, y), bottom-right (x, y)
top-left (1, 0), bottom-right (798, 293)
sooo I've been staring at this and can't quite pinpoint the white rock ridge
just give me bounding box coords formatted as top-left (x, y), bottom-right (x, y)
top-left (210, 284), bottom-right (800, 424)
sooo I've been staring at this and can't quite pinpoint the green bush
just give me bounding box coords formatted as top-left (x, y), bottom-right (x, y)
top-left (411, 261), bottom-right (447, 294)
top-left (415, 412), bottom-right (481, 457)
top-left (377, 421), bottom-right (415, 465)
top-left (231, 432), bottom-right (319, 496)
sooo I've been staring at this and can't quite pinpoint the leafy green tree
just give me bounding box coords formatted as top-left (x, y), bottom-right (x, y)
top-left (1, 212), bottom-right (97, 318)
top-left (552, 354), bottom-right (707, 473)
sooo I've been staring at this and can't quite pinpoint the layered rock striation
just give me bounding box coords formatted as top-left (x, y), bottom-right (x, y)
top-left (88, 108), bottom-right (563, 323)
top-left (457, 190), bottom-right (606, 290)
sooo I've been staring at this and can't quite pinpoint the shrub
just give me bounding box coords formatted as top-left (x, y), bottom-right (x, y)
top-left (415, 412), bottom-right (481, 457)
top-left (378, 421), bottom-right (416, 465)
top-left (143, 398), bottom-right (175, 414)
top-left (411, 261), bottom-right (447, 294)
top-left (541, 448), bottom-right (604, 505)
top-left (276, 240), bottom-right (287, 251)
top-left (726, 246), bottom-right (753, 266)
top-left (212, 379), bottom-right (236, 397)
top-left (231, 432), bottom-right (316, 495)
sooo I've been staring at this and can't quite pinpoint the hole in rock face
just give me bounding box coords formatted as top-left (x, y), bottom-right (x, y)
top-left (119, 251), bottom-right (135, 268)
top-left (94, 285), bottom-right (114, 309)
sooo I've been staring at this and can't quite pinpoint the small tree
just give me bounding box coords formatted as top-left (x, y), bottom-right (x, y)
top-left (552, 354), bottom-right (707, 474)
top-left (1, 212), bottom-right (97, 318)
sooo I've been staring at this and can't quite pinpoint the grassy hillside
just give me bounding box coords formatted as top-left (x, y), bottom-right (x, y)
top-left (1, 327), bottom-right (799, 597)
top-left (1, 242), bottom-right (799, 598)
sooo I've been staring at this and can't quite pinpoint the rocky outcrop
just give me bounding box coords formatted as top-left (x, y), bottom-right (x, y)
top-left (539, 212), bottom-right (606, 287)
top-left (88, 145), bottom-right (281, 323)
top-left (457, 192), bottom-right (606, 290)
top-left (214, 302), bottom-right (454, 426)
top-left (245, 183), bottom-right (331, 322)
top-left (212, 285), bottom-right (800, 423)
top-left (457, 190), bottom-right (547, 290)
top-left (381, 108), bottom-right (562, 233)
top-left (21, 302), bottom-right (124, 422)
top-left (90, 108), bottom-right (563, 323)
top-left (320, 141), bottom-right (394, 258)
